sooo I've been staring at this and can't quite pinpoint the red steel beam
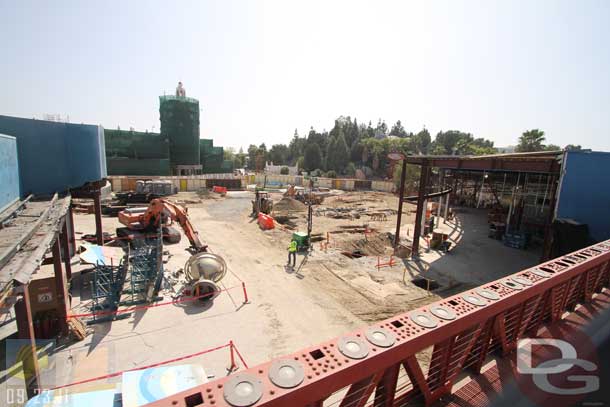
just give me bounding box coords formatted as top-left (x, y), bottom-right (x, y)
top-left (146, 240), bottom-right (610, 407)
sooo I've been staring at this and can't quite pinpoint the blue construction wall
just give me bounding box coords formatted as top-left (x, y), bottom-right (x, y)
top-left (0, 115), bottom-right (106, 196)
top-left (0, 134), bottom-right (20, 212)
top-left (556, 150), bottom-right (610, 242)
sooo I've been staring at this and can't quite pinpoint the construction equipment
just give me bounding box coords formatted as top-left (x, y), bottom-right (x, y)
top-left (251, 190), bottom-right (273, 216)
top-left (284, 185), bottom-right (324, 205)
top-left (118, 198), bottom-right (206, 252)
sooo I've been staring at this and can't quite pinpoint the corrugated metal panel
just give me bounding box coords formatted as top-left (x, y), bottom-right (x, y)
top-left (0, 115), bottom-right (106, 196)
top-left (557, 151), bottom-right (610, 241)
top-left (0, 134), bottom-right (20, 212)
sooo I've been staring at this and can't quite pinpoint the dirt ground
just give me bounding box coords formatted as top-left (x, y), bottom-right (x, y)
top-left (46, 189), bottom-right (541, 390)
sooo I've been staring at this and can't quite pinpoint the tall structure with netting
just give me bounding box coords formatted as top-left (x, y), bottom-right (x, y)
top-left (159, 95), bottom-right (202, 175)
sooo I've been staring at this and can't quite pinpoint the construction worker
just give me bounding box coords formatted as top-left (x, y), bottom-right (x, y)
top-left (287, 239), bottom-right (297, 267)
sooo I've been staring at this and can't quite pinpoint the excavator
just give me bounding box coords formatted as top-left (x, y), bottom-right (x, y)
top-left (117, 198), bottom-right (206, 252)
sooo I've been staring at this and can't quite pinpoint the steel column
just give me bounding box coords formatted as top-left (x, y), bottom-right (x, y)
top-left (60, 219), bottom-right (72, 281)
top-left (394, 159), bottom-right (408, 247)
top-left (412, 162), bottom-right (429, 257)
top-left (19, 284), bottom-right (41, 398)
top-left (93, 189), bottom-right (104, 246)
top-left (51, 236), bottom-right (69, 336)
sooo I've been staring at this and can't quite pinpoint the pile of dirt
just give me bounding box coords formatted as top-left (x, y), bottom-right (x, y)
top-left (273, 197), bottom-right (307, 213)
top-left (336, 232), bottom-right (393, 256)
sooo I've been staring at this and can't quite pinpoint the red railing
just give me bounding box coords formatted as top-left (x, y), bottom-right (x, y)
top-left (146, 240), bottom-right (610, 407)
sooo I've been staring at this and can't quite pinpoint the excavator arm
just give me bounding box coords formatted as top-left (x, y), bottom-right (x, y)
top-left (118, 199), bottom-right (206, 252)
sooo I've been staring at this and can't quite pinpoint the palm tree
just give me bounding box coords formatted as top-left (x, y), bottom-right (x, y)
top-left (516, 129), bottom-right (546, 152)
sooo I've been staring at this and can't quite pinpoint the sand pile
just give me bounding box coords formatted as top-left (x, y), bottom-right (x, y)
top-left (273, 197), bottom-right (307, 212)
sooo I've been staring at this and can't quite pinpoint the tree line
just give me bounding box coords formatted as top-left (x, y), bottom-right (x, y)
top-left (223, 117), bottom-right (582, 178)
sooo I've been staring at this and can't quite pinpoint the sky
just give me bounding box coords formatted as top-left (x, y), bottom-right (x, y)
top-left (1, 0), bottom-right (609, 151)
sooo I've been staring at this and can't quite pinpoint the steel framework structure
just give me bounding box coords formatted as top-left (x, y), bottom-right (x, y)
top-left (147, 239), bottom-right (610, 407)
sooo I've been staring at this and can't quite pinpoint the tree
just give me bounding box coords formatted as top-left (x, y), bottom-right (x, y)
top-left (280, 166), bottom-right (289, 175)
top-left (335, 133), bottom-right (350, 173)
top-left (544, 144), bottom-right (561, 151)
top-left (304, 143), bottom-right (322, 171)
top-left (268, 144), bottom-right (289, 165)
top-left (389, 120), bottom-right (408, 138)
top-left (516, 129), bottom-right (546, 152)
top-left (565, 144), bottom-right (582, 151)
top-left (247, 144), bottom-right (258, 170)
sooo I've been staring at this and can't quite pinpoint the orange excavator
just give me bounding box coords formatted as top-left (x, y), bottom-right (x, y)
top-left (118, 198), bottom-right (206, 252)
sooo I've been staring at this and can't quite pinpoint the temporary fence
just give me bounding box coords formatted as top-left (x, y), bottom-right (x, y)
top-left (107, 175), bottom-right (395, 194)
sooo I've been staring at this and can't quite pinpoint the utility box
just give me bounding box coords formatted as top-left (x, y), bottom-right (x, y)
top-left (292, 231), bottom-right (309, 250)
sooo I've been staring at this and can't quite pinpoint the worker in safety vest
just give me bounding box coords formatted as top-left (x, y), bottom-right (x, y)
top-left (287, 239), bottom-right (297, 267)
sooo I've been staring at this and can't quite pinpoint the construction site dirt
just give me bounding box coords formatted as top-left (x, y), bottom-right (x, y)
top-left (53, 190), bottom-right (541, 391)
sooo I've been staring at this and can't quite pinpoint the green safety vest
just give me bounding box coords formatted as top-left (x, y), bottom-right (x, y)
top-left (289, 241), bottom-right (297, 252)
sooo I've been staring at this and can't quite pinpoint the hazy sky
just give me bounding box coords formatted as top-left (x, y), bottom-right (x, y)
top-left (1, 1), bottom-right (609, 151)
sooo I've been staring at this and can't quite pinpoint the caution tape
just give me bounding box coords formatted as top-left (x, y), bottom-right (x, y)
top-left (49, 342), bottom-right (232, 391)
top-left (68, 284), bottom-right (244, 319)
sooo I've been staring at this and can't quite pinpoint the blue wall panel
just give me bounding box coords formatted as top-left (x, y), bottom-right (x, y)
top-left (0, 115), bottom-right (106, 196)
top-left (556, 151), bottom-right (610, 241)
top-left (0, 134), bottom-right (20, 212)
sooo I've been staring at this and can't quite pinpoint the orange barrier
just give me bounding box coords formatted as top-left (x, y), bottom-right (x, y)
top-left (376, 255), bottom-right (396, 269)
top-left (212, 185), bottom-right (228, 195)
top-left (257, 213), bottom-right (275, 230)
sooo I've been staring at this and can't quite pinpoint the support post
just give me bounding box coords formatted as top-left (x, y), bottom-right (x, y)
top-left (541, 175), bottom-right (558, 261)
top-left (437, 170), bottom-right (443, 218)
top-left (93, 189), bottom-right (103, 246)
top-left (52, 236), bottom-right (70, 336)
top-left (394, 159), bottom-right (407, 247)
top-left (443, 193), bottom-right (449, 224)
top-left (19, 284), bottom-right (41, 398)
top-left (60, 219), bottom-right (72, 281)
top-left (412, 162), bottom-right (429, 257)
top-left (68, 204), bottom-right (76, 256)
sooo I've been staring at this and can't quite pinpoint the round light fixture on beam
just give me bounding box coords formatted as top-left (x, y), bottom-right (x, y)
top-left (365, 327), bottom-right (396, 348)
top-left (223, 374), bottom-right (264, 407)
top-left (410, 311), bottom-right (439, 328)
top-left (338, 336), bottom-right (370, 359)
top-left (268, 359), bottom-right (305, 389)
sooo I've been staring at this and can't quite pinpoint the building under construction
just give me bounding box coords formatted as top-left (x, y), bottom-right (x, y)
top-left (105, 91), bottom-right (233, 176)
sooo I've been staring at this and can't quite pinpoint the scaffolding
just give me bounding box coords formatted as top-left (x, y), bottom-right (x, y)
top-left (90, 259), bottom-right (128, 324)
top-left (121, 226), bottom-right (164, 305)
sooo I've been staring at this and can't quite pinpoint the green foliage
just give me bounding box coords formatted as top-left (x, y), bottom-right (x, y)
top-left (565, 144), bottom-right (582, 151)
top-left (516, 129), bottom-right (546, 152)
top-left (269, 144), bottom-right (290, 165)
top-left (280, 166), bottom-right (289, 175)
top-left (430, 130), bottom-right (495, 155)
top-left (345, 162), bottom-right (356, 176)
top-left (296, 156), bottom-right (304, 170)
top-left (393, 163), bottom-right (420, 192)
top-left (304, 143), bottom-right (322, 171)
top-left (544, 144), bottom-right (561, 151)
top-left (325, 170), bottom-right (337, 178)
